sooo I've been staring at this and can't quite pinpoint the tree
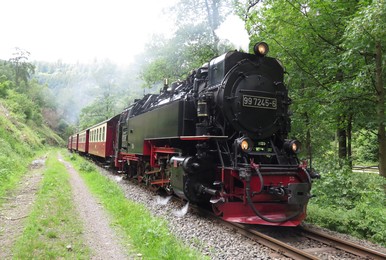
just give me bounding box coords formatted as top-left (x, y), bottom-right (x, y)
top-left (342, 0), bottom-right (386, 177)
top-left (79, 80), bottom-right (118, 129)
top-left (140, 0), bottom-right (234, 88)
top-left (236, 0), bottom-right (386, 177)
top-left (236, 0), bottom-right (380, 169)
top-left (8, 48), bottom-right (35, 88)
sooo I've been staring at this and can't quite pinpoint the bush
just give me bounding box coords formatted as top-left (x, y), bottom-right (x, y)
top-left (353, 131), bottom-right (378, 164)
top-left (307, 166), bottom-right (386, 246)
top-left (79, 161), bottom-right (95, 172)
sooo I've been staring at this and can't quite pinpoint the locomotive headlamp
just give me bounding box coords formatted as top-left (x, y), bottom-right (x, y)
top-left (254, 42), bottom-right (269, 56)
top-left (284, 139), bottom-right (301, 154)
top-left (236, 137), bottom-right (254, 153)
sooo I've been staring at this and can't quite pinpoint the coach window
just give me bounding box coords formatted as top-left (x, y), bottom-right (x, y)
top-left (102, 126), bottom-right (105, 141)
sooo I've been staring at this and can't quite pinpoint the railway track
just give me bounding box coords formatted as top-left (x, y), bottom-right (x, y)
top-left (191, 205), bottom-right (385, 259)
top-left (218, 220), bottom-right (386, 259)
top-left (299, 226), bottom-right (386, 259)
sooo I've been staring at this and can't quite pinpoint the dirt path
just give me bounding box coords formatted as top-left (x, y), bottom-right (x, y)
top-left (0, 158), bottom-right (45, 259)
top-left (0, 154), bottom-right (131, 259)
top-left (58, 154), bottom-right (130, 259)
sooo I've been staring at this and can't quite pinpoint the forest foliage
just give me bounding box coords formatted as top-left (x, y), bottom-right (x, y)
top-left (34, 60), bottom-right (145, 130)
top-left (139, 0), bottom-right (235, 88)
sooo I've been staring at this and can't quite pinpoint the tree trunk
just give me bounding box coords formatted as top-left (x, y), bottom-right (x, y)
top-left (204, 0), bottom-right (221, 54)
top-left (304, 113), bottom-right (312, 168)
top-left (375, 41), bottom-right (386, 178)
top-left (347, 114), bottom-right (353, 169)
top-left (337, 116), bottom-right (347, 161)
top-left (336, 70), bottom-right (347, 163)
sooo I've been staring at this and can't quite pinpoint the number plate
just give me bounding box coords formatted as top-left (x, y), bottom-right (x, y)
top-left (242, 95), bottom-right (277, 110)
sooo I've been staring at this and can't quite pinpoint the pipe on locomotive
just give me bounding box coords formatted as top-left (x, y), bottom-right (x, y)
top-left (236, 136), bottom-right (313, 223)
top-left (244, 166), bottom-right (304, 223)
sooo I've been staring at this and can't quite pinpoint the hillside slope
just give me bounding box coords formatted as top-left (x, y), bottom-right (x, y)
top-left (0, 101), bottom-right (63, 198)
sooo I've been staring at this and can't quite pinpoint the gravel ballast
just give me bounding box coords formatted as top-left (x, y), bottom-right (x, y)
top-left (102, 169), bottom-right (273, 259)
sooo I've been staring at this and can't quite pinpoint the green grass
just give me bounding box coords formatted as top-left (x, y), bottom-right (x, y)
top-left (12, 152), bottom-right (90, 259)
top-left (66, 152), bottom-right (206, 259)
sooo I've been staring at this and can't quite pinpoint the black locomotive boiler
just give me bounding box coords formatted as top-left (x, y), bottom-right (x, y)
top-left (68, 42), bottom-right (316, 225)
top-left (109, 42), bottom-right (318, 226)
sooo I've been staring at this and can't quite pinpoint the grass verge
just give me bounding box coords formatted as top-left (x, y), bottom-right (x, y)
top-left (0, 148), bottom-right (47, 208)
top-left (66, 152), bottom-right (205, 259)
top-left (12, 151), bottom-right (90, 259)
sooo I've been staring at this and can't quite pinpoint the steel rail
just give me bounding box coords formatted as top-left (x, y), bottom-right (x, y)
top-left (219, 221), bottom-right (319, 260)
top-left (300, 227), bottom-right (386, 260)
top-left (191, 205), bottom-right (316, 259)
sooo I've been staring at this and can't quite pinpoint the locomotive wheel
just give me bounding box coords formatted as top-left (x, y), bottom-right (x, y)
top-left (165, 184), bottom-right (174, 195)
top-left (124, 163), bottom-right (137, 179)
top-left (212, 203), bottom-right (223, 216)
top-left (183, 177), bottom-right (200, 203)
top-left (210, 194), bottom-right (227, 216)
top-left (150, 184), bottom-right (160, 192)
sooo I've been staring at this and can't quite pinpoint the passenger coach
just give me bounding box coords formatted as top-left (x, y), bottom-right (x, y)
top-left (77, 129), bottom-right (89, 153)
top-left (70, 134), bottom-right (78, 151)
top-left (88, 115), bottom-right (120, 159)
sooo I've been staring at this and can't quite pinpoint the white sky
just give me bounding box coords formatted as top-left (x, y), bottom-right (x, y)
top-left (0, 0), bottom-right (249, 65)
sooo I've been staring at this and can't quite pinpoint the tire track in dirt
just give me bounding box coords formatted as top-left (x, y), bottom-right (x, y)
top-left (0, 159), bottom-right (45, 259)
top-left (58, 154), bottom-right (130, 259)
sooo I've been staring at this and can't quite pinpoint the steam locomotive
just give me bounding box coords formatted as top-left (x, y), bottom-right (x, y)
top-left (69, 42), bottom-right (317, 226)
